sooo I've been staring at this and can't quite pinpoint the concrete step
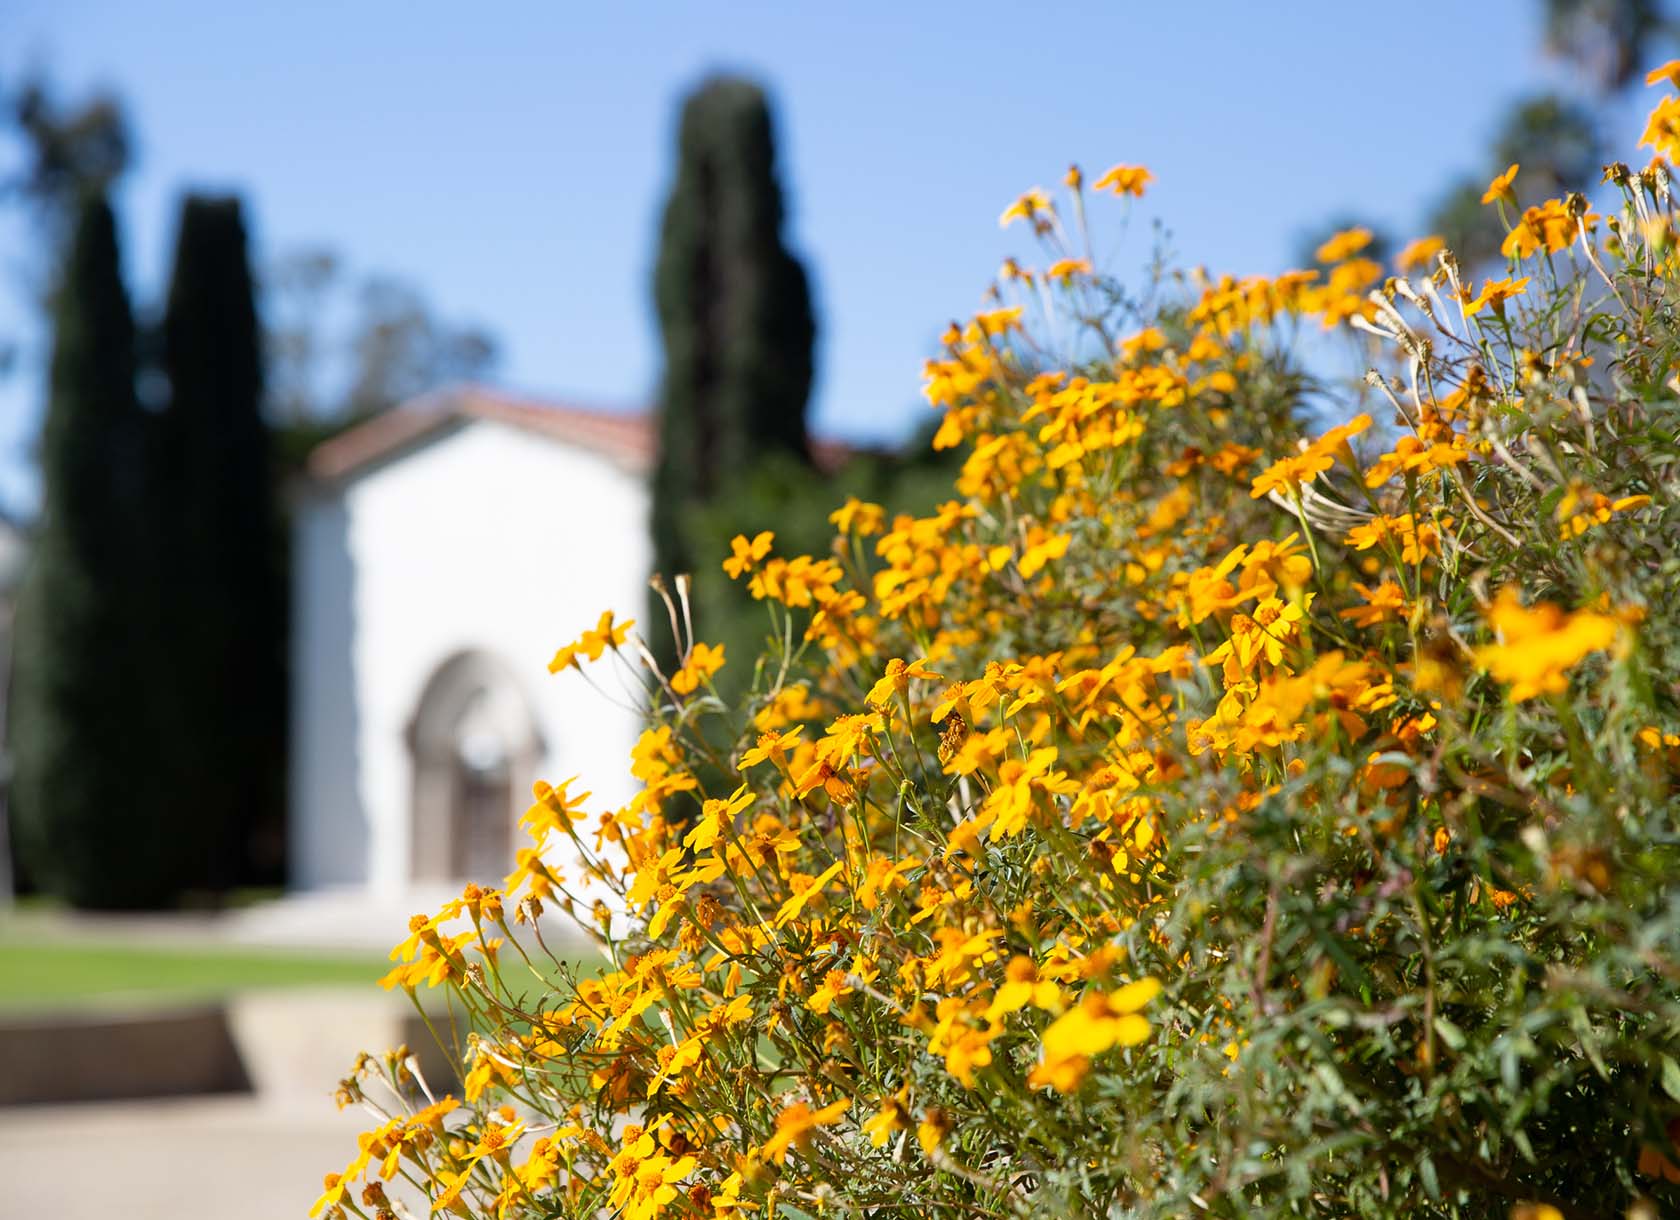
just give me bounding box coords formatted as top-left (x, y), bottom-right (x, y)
top-left (0, 989), bottom-right (457, 1107)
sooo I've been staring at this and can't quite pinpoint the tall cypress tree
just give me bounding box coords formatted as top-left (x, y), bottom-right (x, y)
top-left (11, 193), bottom-right (177, 908)
top-left (650, 76), bottom-right (816, 616)
top-left (157, 194), bottom-right (283, 893)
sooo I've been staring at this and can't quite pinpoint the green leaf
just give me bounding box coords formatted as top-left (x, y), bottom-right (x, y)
top-left (1661, 1054), bottom-right (1680, 1103)
top-left (1434, 1016), bottom-right (1467, 1051)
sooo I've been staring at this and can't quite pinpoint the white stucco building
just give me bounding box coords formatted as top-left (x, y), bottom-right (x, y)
top-left (288, 386), bottom-right (652, 905)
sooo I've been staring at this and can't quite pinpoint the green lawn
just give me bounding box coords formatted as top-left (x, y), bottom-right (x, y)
top-left (0, 938), bottom-right (386, 1010)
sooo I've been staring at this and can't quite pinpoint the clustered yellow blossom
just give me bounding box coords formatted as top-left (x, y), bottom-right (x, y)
top-left (317, 124), bottom-right (1679, 1220)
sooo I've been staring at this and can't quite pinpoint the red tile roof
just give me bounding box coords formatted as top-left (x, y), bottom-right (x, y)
top-left (306, 384), bottom-right (859, 483)
top-left (306, 385), bottom-right (655, 481)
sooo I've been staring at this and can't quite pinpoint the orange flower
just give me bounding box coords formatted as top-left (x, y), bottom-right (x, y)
top-left (550, 612), bottom-right (630, 673)
top-left (1338, 580), bottom-right (1407, 629)
top-left (999, 187), bottom-right (1053, 228)
top-left (1463, 276), bottom-right (1530, 317)
top-left (1500, 199), bottom-right (1592, 259)
top-left (1251, 450), bottom-right (1333, 499)
top-left (1475, 588), bottom-right (1621, 702)
top-left (723, 530), bottom-right (774, 578)
top-left (1028, 979), bottom-right (1160, 1093)
top-left (760, 1098), bottom-right (848, 1164)
top-left (1481, 162), bottom-right (1519, 206)
top-left (1315, 227), bottom-right (1372, 263)
top-left (739, 724), bottom-right (804, 770)
top-left (1643, 95), bottom-right (1680, 161)
top-left (670, 641), bottom-right (725, 695)
top-left (1046, 257), bottom-right (1093, 282)
top-left (1092, 163), bottom-right (1153, 197)
top-left (1395, 234), bottom-right (1444, 273)
top-left (1647, 58), bottom-right (1680, 89)
top-left (865, 657), bottom-right (943, 708)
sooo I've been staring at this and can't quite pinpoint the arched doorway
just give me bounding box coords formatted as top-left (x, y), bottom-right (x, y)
top-left (405, 651), bottom-right (543, 883)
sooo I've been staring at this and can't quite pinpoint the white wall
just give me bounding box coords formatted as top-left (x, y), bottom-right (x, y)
top-left (290, 496), bottom-right (366, 889)
top-left (290, 419), bottom-right (649, 899)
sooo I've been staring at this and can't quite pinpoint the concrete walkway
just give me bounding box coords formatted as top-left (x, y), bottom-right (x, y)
top-left (0, 1095), bottom-right (426, 1220)
top-left (0, 987), bottom-right (451, 1219)
top-left (0, 895), bottom-right (594, 1216)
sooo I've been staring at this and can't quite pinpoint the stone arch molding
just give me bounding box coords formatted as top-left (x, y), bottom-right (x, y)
top-left (404, 650), bottom-right (544, 883)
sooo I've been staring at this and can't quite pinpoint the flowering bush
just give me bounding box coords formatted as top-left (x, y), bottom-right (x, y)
top-left (320, 80), bottom-right (1680, 1220)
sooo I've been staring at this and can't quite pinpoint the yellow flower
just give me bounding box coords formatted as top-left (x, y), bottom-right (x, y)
top-left (828, 497), bottom-right (884, 537)
top-left (1642, 95), bottom-right (1680, 161)
top-left (548, 609), bottom-right (633, 674)
top-left (1556, 488), bottom-right (1651, 538)
top-left (520, 777), bottom-right (590, 839)
top-left (463, 1045), bottom-right (516, 1102)
top-left (309, 1173), bottom-right (347, 1218)
top-left (979, 746), bottom-right (1078, 839)
top-left (738, 724), bottom-right (804, 770)
top-left (862, 1089), bottom-right (910, 1147)
top-left (760, 1098), bottom-right (848, 1165)
top-left (388, 909), bottom-right (446, 963)
top-left (865, 656), bottom-right (943, 708)
top-left (752, 682), bottom-right (819, 731)
top-left (1463, 276), bottom-right (1530, 317)
top-left (916, 1107), bottom-right (954, 1156)
top-left (432, 1121), bottom-right (526, 1211)
top-left (615, 1148), bottom-right (697, 1220)
top-left (1344, 512), bottom-right (1444, 564)
top-left (723, 530), bottom-right (774, 578)
top-left (1363, 434), bottom-right (1468, 487)
top-left (807, 967), bottom-right (855, 1014)
top-left (682, 784), bottom-right (755, 852)
top-left (1648, 58), bottom-right (1680, 88)
top-left (1474, 587), bottom-right (1620, 702)
top-left (586, 610), bottom-right (633, 658)
top-left (810, 710), bottom-right (882, 771)
top-left (1202, 596), bottom-right (1308, 683)
top-left (1046, 257), bottom-right (1093, 282)
top-left (671, 640), bottom-right (726, 695)
top-left (1314, 226), bottom-right (1372, 263)
top-left (626, 845), bottom-right (689, 909)
top-left (1251, 450), bottom-right (1333, 500)
top-left (546, 641), bottom-right (581, 675)
top-left (1029, 979), bottom-right (1159, 1093)
top-left (1500, 199), bottom-right (1592, 260)
top-left (1092, 163), bottom-right (1153, 197)
top-left (1395, 234), bottom-right (1444, 273)
top-left (984, 955), bottom-right (1063, 1020)
top-left (773, 858), bottom-right (844, 926)
top-left (999, 187), bottom-right (1052, 228)
top-left (748, 554), bottom-right (843, 606)
top-left (965, 305), bottom-right (1024, 340)
top-left (1338, 580), bottom-right (1407, 629)
top-left (1481, 162), bottom-right (1519, 206)
top-left (1017, 530), bottom-right (1071, 578)
top-left (1308, 412), bottom-right (1372, 460)
top-left (922, 994), bottom-right (1003, 1087)
top-left (504, 847), bottom-right (561, 902)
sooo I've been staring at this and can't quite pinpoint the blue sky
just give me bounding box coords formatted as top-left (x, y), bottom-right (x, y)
top-left (0, 0), bottom-right (1635, 514)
